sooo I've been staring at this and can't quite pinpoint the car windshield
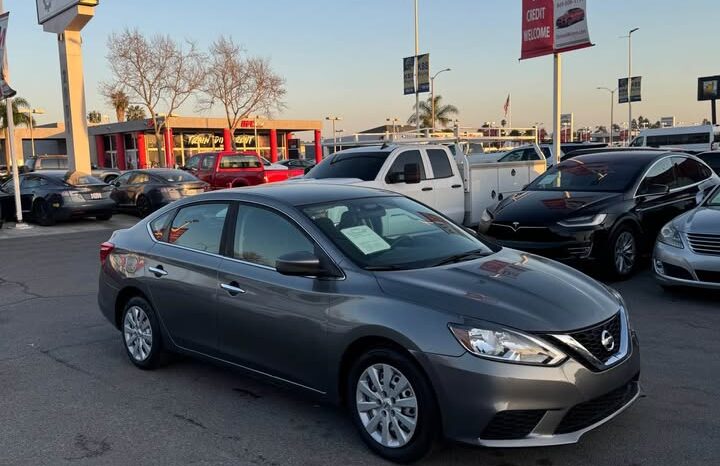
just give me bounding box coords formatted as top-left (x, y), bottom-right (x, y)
top-left (61, 171), bottom-right (104, 186)
top-left (306, 151), bottom-right (392, 181)
top-left (301, 196), bottom-right (495, 270)
top-left (154, 170), bottom-right (200, 182)
top-left (526, 159), bottom-right (639, 192)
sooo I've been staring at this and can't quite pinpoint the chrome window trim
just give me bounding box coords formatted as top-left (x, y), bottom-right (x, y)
top-left (145, 198), bottom-right (346, 280)
top-left (633, 154), bottom-right (715, 199)
top-left (550, 306), bottom-right (630, 371)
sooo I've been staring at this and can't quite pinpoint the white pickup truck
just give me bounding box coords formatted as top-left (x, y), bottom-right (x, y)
top-left (300, 143), bottom-right (546, 226)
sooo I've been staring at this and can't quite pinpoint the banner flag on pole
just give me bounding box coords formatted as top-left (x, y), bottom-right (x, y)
top-left (0, 13), bottom-right (16, 99)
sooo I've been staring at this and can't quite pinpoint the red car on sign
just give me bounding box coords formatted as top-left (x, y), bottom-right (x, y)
top-left (556, 8), bottom-right (585, 29)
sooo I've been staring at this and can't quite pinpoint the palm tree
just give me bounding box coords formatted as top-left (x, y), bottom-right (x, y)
top-left (407, 95), bottom-right (459, 129)
top-left (106, 89), bottom-right (129, 122)
top-left (0, 97), bottom-right (33, 166)
top-left (126, 105), bottom-right (147, 121)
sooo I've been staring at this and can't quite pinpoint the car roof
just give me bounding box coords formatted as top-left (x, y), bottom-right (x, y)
top-left (224, 182), bottom-right (397, 207)
top-left (562, 147), bottom-right (671, 159)
top-left (562, 150), bottom-right (676, 166)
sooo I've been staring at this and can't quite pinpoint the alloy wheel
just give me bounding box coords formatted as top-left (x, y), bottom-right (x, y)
top-left (123, 306), bottom-right (153, 362)
top-left (355, 363), bottom-right (418, 448)
top-left (614, 231), bottom-right (636, 275)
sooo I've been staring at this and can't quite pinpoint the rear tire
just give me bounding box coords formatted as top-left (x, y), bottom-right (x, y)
top-left (346, 347), bottom-right (439, 463)
top-left (136, 195), bottom-right (153, 218)
top-left (32, 199), bottom-right (55, 226)
top-left (121, 297), bottom-right (167, 370)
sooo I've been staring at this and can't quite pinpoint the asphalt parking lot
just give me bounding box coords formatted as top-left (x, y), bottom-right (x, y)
top-left (1, 222), bottom-right (718, 466)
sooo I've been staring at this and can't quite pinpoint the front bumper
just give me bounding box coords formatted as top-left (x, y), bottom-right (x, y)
top-left (415, 332), bottom-right (641, 446)
top-left (653, 240), bottom-right (720, 290)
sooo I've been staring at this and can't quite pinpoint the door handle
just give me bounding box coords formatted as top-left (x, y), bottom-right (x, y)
top-left (451, 184), bottom-right (462, 189)
top-left (421, 187), bottom-right (433, 192)
top-left (148, 265), bottom-right (168, 277)
top-left (221, 281), bottom-right (246, 296)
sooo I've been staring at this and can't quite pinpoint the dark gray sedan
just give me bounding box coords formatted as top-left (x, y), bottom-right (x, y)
top-left (98, 184), bottom-right (640, 463)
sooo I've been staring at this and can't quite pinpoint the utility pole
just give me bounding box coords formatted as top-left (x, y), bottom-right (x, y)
top-left (624, 28), bottom-right (639, 146)
top-left (325, 116), bottom-right (342, 153)
top-left (430, 68), bottom-right (450, 132)
top-left (414, 0), bottom-right (420, 132)
top-left (597, 87), bottom-right (616, 145)
top-left (553, 53), bottom-right (562, 167)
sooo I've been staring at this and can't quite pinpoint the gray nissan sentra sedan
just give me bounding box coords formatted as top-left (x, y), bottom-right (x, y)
top-left (98, 183), bottom-right (640, 463)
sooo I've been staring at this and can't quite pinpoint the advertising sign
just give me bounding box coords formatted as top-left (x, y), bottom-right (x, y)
top-left (553, 0), bottom-right (592, 53)
top-left (403, 56), bottom-right (415, 95)
top-left (698, 75), bottom-right (720, 101)
top-left (630, 76), bottom-right (642, 102)
top-left (416, 53), bottom-right (430, 93)
top-left (618, 78), bottom-right (629, 104)
top-left (521, 0), bottom-right (554, 60)
top-left (0, 13), bottom-right (16, 99)
top-left (37, 0), bottom-right (99, 25)
top-left (660, 117), bottom-right (675, 128)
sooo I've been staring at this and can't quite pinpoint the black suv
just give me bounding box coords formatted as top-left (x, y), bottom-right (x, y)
top-left (479, 150), bottom-right (719, 278)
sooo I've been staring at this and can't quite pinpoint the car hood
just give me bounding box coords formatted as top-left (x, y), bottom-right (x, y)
top-left (375, 248), bottom-right (620, 332)
top-left (492, 190), bottom-right (623, 225)
top-left (286, 177), bottom-right (366, 185)
top-left (673, 206), bottom-right (720, 234)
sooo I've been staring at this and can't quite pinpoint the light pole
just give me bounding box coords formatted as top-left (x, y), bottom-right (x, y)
top-left (533, 122), bottom-right (543, 144)
top-left (413, 0), bottom-right (420, 132)
top-left (252, 115), bottom-right (264, 155)
top-left (622, 28), bottom-right (639, 146)
top-left (386, 117), bottom-right (400, 135)
top-left (325, 116), bottom-right (342, 153)
top-left (597, 87), bottom-right (616, 145)
top-left (430, 68), bottom-right (451, 132)
top-left (20, 108), bottom-right (45, 159)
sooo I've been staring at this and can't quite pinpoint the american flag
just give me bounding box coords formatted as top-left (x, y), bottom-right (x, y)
top-left (503, 94), bottom-right (510, 117)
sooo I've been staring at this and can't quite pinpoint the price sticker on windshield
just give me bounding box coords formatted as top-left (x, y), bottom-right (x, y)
top-left (340, 226), bottom-right (391, 255)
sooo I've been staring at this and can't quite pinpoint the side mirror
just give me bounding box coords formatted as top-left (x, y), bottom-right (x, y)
top-left (640, 183), bottom-right (670, 197)
top-left (276, 251), bottom-right (331, 277)
top-left (403, 163), bottom-right (421, 184)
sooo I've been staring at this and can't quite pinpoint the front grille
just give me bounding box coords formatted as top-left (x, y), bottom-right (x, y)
top-left (568, 312), bottom-right (622, 365)
top-left (662, 262), bottom-right (694, 280)
top-left (687, 233), bottom-right (720, 256)
top-left (481, 410), bottom-right (546, 440)
top-left (555, 381), bottom-right (638, 434)
top-left (696, 270), bottom-right (720, 283)
top-left (487, 223), bottom-right (560, 242)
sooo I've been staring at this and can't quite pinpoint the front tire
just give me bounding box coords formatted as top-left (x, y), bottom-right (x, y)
top-left (603, 225), bottom-right (638, 280)
top-left (121, 297), bottom-right (166, 370)
top-left (346, 348), bottom-right (439, 463)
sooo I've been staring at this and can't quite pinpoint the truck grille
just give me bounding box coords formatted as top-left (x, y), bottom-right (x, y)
top-left (686, 233), bottom-right (720, 256)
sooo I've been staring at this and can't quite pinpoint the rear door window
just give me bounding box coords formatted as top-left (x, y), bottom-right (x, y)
top-left (168, 203), bottom-right (229, 254)
top-left (149, 212), bottom-right (172, 241)
top-left (385, 150), bottom-right (426, 183)
top-left (426, 149), bottom-right (453, 179)
top-left (638, 158), bottom-right (675, 194)
top-left (672, 156), bottom-right (711, 187)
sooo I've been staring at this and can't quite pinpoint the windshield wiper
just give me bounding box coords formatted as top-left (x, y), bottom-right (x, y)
top-left (432, 249), bottom-right (490, 267)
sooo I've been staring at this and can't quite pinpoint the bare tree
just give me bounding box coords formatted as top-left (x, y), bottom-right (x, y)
top-left (199, 36), bottom-right (286, 150)
top-left (102, 29), bottom-right (205, 166)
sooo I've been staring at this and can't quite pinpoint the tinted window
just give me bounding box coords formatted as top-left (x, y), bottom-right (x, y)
top-left (185, 155), bottom-right (200, 170)
top-left (638, 159), bottom-right (675, 194)
top-left (524, 148), bottom-right (542, 161)
top-left (540, 147), bottom-right (552, 159)
top-left (129, 173), bottom-right (151, 184)
top-left (168, 203), bottom-right (228, 254)
top-left (154, 170), bottom-right (200, 183)
top-left (149, 212), bottom-right (172, 241)
top-left (500, 150), bottom-right (524, 162)
top-left (200, 155), bottom-right (216, 170)
top-left (114, 173), bottom-right (133, 185)
top-left (528, 159), bottom-right (642, 192)
top-left (61, 171), bottom-right (104, 186)
top-left (673, 157), bottom-right (711, 187)
top-left (219, 155), bottom-right (262, 169)
top-left (302, 196), bottom-right (493, 270)
top-left (427, 149), bottom-right (453, 178)
top-left (385, 150), bottom-right (426, 183)
top-left (22, 176), bottom-right (45, 189)
top-left (307, 151), bottom-right (391, 181)
top-left (234, 205), bottom-right (314, 268)
top-left (698, 153), bottom-right (720, 174)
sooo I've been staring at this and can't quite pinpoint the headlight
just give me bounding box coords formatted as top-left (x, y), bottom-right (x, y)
top-left (658, 222), bottom-right (683, 249)
top-left (557, 213), bottom-right (607, 228)
top-left (449, 324), bottom-right (566, 366)
top-left (480, 209), bottom-right (493, 223)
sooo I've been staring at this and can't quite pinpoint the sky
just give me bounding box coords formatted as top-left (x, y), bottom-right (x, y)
top-left (4, 0), bottom-right (718, 137)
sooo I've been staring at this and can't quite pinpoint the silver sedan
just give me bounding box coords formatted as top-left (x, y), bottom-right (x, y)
top-left (654, 186), bottom-right (720, 289)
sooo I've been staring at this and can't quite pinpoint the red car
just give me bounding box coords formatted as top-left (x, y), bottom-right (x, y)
top-left (260, 157), bottom-right (305, 182)
top-left (184, 152), bottom-right (267, 190)
top-left (556, 8), bottom-right (585, 29)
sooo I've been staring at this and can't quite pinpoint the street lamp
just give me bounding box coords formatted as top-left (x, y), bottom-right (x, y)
top-left (430, 68), bottom-right (451, 132)
top-left (533, 122), bottom-right (543, 144)
top-left (386, 117), bottom-right (400, 135)
top-left (19, 108), bottom-right (45, 159)
top-left (621, 27), bottom-right (639, 146)
top-left (325, 116), bottom-right (342, 153)
top-left (597, 87), bottom-right (616, 145)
